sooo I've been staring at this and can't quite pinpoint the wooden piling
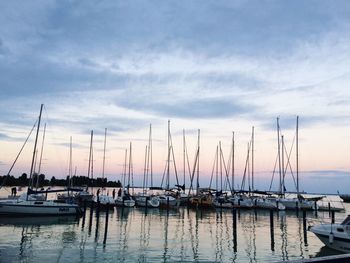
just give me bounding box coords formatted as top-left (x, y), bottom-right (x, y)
top-left (232, 207), bottom-right (237, 252)
top-left (103, 207), bottom-right (109, 245)
top-left (270, 209), bottom-right (275, 251)
top-left (303, 209), bottom-right (308, 246)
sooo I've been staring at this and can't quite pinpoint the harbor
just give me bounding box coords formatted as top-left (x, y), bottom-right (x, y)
top-left (0, 187), bottom-right (348, 262)
top-left (1, 1), bottom-right (350, 262)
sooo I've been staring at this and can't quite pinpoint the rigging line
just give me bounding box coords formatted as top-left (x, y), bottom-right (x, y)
top-left (220, 145), bottom-right (233, 193)
top-left (269, 153), bottom-right (279, 191)
top-left (240, 142), bottom-right (251, 191)
top-left (0, 121), bottom-right (37, 189)
top-left (188, 148), bottom-right (199, 195)
top-left (209, 145), bottom-right (218, 189)
top-left (283, 135), bottom-right (298, 190)
top-left (160, 158), bottom-right (167, 188)
top-left (169, 131), bottom-right (180, 186)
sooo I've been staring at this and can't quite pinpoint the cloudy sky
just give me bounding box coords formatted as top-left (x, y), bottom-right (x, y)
top-left (0, 0), bottom-right (350, 193)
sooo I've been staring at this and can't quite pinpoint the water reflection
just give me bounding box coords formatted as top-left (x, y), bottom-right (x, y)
top-left (0, 207), bottom-right (342, 262)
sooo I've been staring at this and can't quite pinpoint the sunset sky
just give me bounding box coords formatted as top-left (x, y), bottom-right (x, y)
top-left (0, 1), bottom-right (350, 193)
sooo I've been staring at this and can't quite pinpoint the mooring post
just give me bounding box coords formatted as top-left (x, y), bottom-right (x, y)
top-left (314, 201), bottom-right (318, 217)
top-left (145, 196), bottom-right (148, 215)
top-left (232, 207), bottom-right (237, 252)
top-left (103, 207), bottom-right (109, 245)
top-left (96, 200), bottom-right (101, 217)
top-left (303, 209), bottom-right (308, 245)
top-left (328, 202), bottom-right (331, 216)
top-left (88, 201), bottom-right (94, 234)
top-left (296, 201), bottom-right (299, 217)
top-left (82, 200), bottom-right (87, 228)
top-left (331, 210), bottom-right (335, 224)
top-left (270, 209), bottom-right (275, 251)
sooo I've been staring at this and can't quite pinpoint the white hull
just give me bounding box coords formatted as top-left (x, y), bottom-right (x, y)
top-left (310, 222), bottom-right (350, 253)
top-left (0, 199), bottom-right (81, 216)
top-left (229, 196), bottom-right (254, 208)
top-left (115, 197), bottom-right (135, 207)
top-left (158, 195), bottom-right (179, 208)
top-left (278, 198), bottom-right (316, 210)
top-left (94, 195), bottom-right (116, 207)
top-left (135, 195), bottom-right (160, 208)
top-left (252, 198), bottom-right (285, 210)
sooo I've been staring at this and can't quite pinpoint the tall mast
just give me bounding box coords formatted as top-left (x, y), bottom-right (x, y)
top-left (196, 129), bottom-right (200, 194)
top-left (219, 141), bottom-right (223, 191)
top-left (296, 116), bottom-right (299, 194)
top-left (281, 135), bottom-right (285, 196)
top-left (87, 130), bottom-right (93, 182)
top-left (123, 149), bottom-right (127, 190)
top-left (29, 104), bottom-right (43, 189)
top-left (183, 129), bottom-right (186, 187)
top-left (37, 123), bottom-right (46, 176)
top-left (69, 136), bottom-right (72, 178)
top-left (145, 124), bottom-right (152, 189)
top-left (232, 131), bottom-right (235, 193)
top-left (277, 118), bottom-right (282, 195)
top-left (68, 136), bottom-right (72, 188)
top-left (102, 128), bottom-right (107, 180)
top-left (150, 124), bottom-right (153, 188)
top-left (167, 120), bottom-right (170, 190)
top-left (128, 142), bottom-right (132, 191)
top-left (251, 126), bottom-right (254, 192)
top-left (143, 145), bottom-right (148, 193)
top-left (216, 144), bottom-right (219, 191)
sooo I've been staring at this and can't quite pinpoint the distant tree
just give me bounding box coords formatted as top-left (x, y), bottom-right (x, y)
top-left (50, 176), bottom-right (56, 186)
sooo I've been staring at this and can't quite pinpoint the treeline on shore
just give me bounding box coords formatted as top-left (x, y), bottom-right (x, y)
top-left (0, 173), bottom-right (122, 188)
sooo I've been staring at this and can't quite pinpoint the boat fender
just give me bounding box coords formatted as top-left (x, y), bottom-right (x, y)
top-left (329, 232), bottom-right (334, 244)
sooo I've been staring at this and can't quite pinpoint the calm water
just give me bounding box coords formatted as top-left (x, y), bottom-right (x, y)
top-left (0, 188), bottom-right (348, 263)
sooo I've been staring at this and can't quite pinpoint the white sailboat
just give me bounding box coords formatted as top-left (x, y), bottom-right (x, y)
top-left (0, 104), bottom-right (82, 216)
top-left (115, 144), bottom-right (135, 208)
top-left (158, 121), bottom-right (180, 208)
top-left (135, 124), bottom-right (160, 208)
top-left (93, 128), bottom-right (115, 208)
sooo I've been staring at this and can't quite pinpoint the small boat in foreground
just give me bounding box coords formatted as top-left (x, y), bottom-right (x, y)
top-left (309, 215), bottom-right (350, 253)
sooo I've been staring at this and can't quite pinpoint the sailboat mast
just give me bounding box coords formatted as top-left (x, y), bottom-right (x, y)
top-left (68, 136), bottom-right (72, 188)
top-left (29, 104), bottom-right (43, 189)
top-left (296, 116), bottom-right (299, 194)
top-left (251, 126), bottom-right (254, 192)
top-left (102, 128), bottom-right (107, 180)
top-left (150, 124), bottom-right (153, 188)
top-left (143, 145), bottom-right (148, 193)
top-left (87, 131), bottom-right (93, 180)
top-left (167, 120), bottom-right (170, 190)
top-left (128, 142), bottom-right (132, 191)
top-left (196, 129), bottom-right (200, 195)
top-left (281, 135), bottom-right (285, 196)
top-left (219, 141), bottom-right (223, 191)
top-left (123, 149), bottom-right (127, 191)
top-left (277, 118), bottom-right (282, 195)
top-left (232, 131), bottom-right (235, 193)
top-left (37, 123), bottom-right (46, 176)
top-left (183, 129), bottom-right (186, 187)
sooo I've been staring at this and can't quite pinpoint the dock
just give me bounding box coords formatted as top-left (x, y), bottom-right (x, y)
top-left (278, 254), bottom-right (350, 262)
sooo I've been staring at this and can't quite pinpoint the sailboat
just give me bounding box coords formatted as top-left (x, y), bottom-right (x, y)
top-left (271, 117), bottom-right (315, 210)
top-left (0, 104), bottom-right (82, 216)
top-left (115, 143), bottom-right (136, 207)
top-left (134, 124), bottom-right (160, 208)
top-left (158, 121), bottom-right (180, 208)
top-left (239, 127), bottom-right (284, 210)
top-left (93, 128), bottom-right (115, 208)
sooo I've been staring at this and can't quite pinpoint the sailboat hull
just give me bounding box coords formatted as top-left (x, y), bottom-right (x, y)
top-left (0, 200), bottom-right (81, 216)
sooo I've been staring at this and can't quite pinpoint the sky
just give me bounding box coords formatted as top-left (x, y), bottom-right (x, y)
top-left (0, 0), bottom-right (350, 194)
